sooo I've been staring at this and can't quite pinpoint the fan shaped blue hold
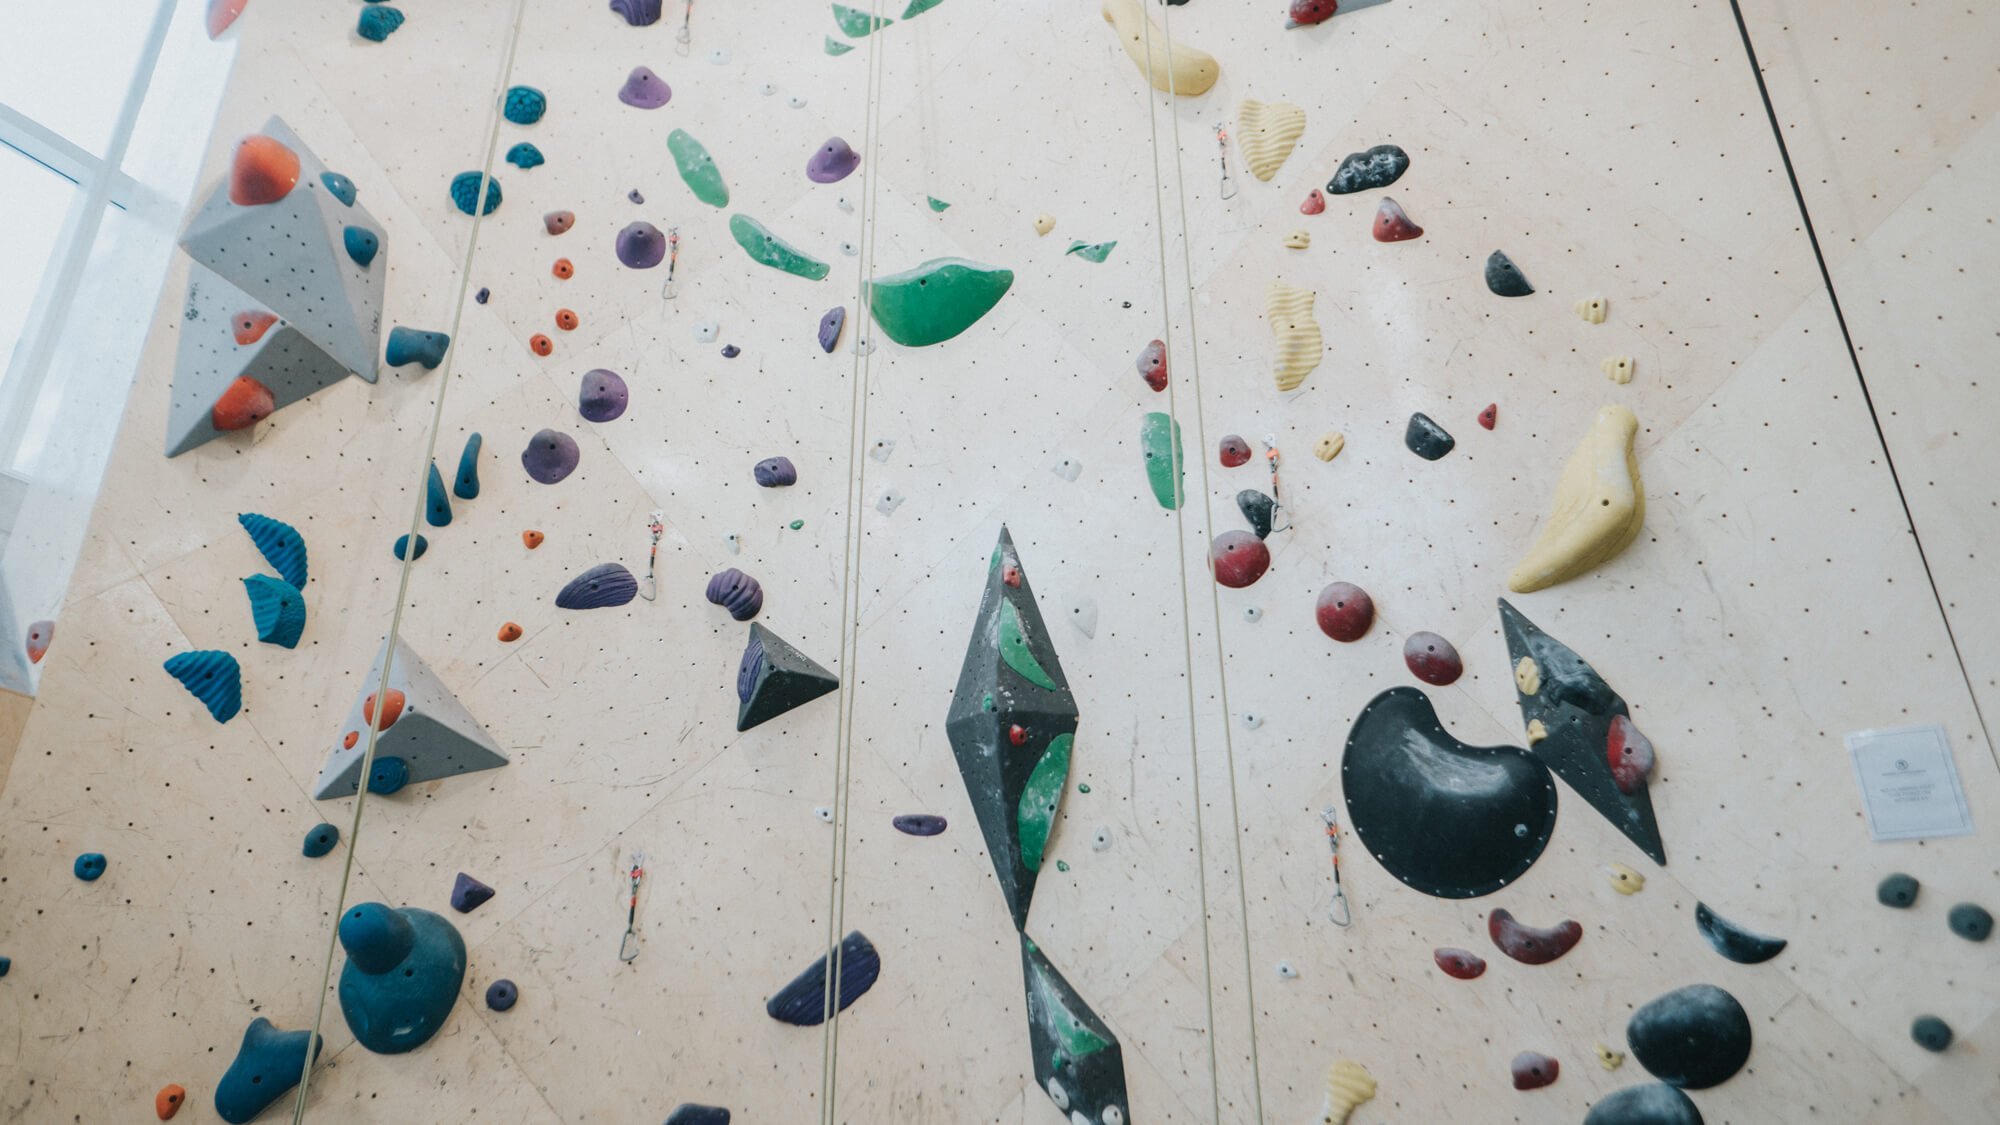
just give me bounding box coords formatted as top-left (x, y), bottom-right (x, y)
top-left (666, 1106), bottom-right (732, 1125)
top-left (705, 568), bottom-right (764, 621)
top-left (506, 142), bottom-right (545, 170)
top-left (454, 433), bottom-right (482, 499)
top-left (503, 85), bottom-right (546, 124)
top-left (302, 822), bottom-right (340, 858)
top-left (214, 1018), bottom-right (322, 1124)
top-left (337, 903), bottom-right (468, 1054)
top-left (242, 574), bottom-right (306, 649)
top-left (164, 650), bottom-right (243, 723)
top-left (73, 852), bottom-right (107, 881)
top-left (238, 512), bottom-right (307, 588)
top-left (557, 563), bottom-right (639, 609)
top-left (766, 931), bottom-right (880, 1026)
top-left (368, 756), bottom-right (409, 795)
top-left (357, 4), bottom-right (405, 41)
top-left (393, 534), bottom-right (427, 561)
top-left (321, 170), bottom-right (357, 205)
top-left (610, 0), bottom-right (663, 24)
top-left (342, 225), bottom-right (379, 267)
top-left (426, 462), bottom-right (452, 527)
top-left (450, 171), bottom-right (501, 216)
top-left (385, 326), bottom-right (450, 369)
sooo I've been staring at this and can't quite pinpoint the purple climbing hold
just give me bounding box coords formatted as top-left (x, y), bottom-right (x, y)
top-left (616, 221), bottom-right (667, 269)
top-left (556, 563), bottom-right (639, 609)
top-left (893, 814), bottom-right (948, 836)
top-left (450, 872), bottom-right (495, 913)
top-left (609, 0), bottom-right (662, 24)
top-left (754, 456), bottom-right (797, 487)
top-left (484, 979), bottom-right (518, 1011)
top-left (618, 65), bottom-right (671, 108)
top-left (806, 137), bottom-right (861, 183)
top-left (818, 306), bottom-right (846, 353)
top-left (578, 369), bottom-right (630, 422)
top-left (521, 428), bottom-right (581, 484)
top-left (705, 568), bottom-right (765, 621)
top-left (720, 344), bottom-right (741, 358)
top-left (474, 287), bottom-right (490, 304)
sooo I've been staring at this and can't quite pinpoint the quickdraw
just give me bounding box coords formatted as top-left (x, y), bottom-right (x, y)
top-left (1321, 807), bottom-right (1352, 927)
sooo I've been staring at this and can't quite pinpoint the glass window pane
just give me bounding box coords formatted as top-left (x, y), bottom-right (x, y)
top-left (0, 147), bottom-right (76, 387)
top-left (0, 0), bottom-right (157, 155)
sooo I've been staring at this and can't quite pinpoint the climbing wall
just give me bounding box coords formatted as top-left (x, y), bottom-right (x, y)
top-left (0, 1), bottom-right (1995, 1123)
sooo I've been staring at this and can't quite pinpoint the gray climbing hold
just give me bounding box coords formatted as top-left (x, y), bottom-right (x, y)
top-left (736, 623), bottom-right (839, 732)
top-left (311, 636), bottom-right (509, 799)
top-left (1876, 872), bottom-right (1919, 908)
top-left (1405, 412), bottom-right (1455, 460)
top-left (1582, 1084), bottom-right (1704, 1125)
top-left (1910, 1015), bottom-right (1953, 1052)
top-left (664, 1106), bottom-right (730, 1125)
top-left (1947, 902), bottom-right (1992, 942)
top-left (1326, 144), bottom-right (1409, 194)
top-left (1485, 250), bottom-right (1534, 297)
top-left (1626, 984), bottom-right (1752, 1090)
top-left (1237, 489), bottom-right (1277, 539)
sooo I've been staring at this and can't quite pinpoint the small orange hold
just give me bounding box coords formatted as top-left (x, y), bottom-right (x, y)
top-left (228, 134), bottom-right (301, 206)
top-left (343, 730), bottom-right (359, 750)
top-left (555, 308), bottom-right (579, 331)
top-left (211, 376), bottom-right (276, 431)
top-left (529, 333), bottom-right (553, 356)
top-left (522, 529), bottom-right (545, 549)
top-left (498, 622), bottom-right (523, 642)
top-left (363, 688), bottom-right (406, 731)
top-left (233, 310), bottom-right (278, 345)
top-left (155, 1083), bottom-right (186, 1120)
top-left (25, 619), bottom-right (53, 664)
top-left (551, 257), bottom-right (574, 280)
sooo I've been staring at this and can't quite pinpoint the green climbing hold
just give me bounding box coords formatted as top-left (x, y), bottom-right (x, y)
top-left (667, 129), bottom-right (728, 208)
top-left (824, 35), bottom-right (854, 55)
top-left (1018, 733), bottom-right (1073, 873)
top-left (788, 519), bottom-right (805, 530)
top-left (729, 214), bottom-right (830, 281)
top-left (1000, 598), bottom-right (1058, 690)
top-left (1077, 783), bottom-right (1091, 794)
top-left (1066, 240), bottom-right (1117, 263)
top-left (1141, 412), bottom-right (1184, 510)
top-left (901, 0), bottom-right (948, 16)
top-left (1025, 935), bottom-right (1110, 1058)
top-left (864, 257), bottom-right (1013, 347)
top-left (927, 196), bottom-right (951, 212)
top-left (832, 2), bottom-right (892, 36)
top-left (1055, 859), bottom-right (1070, 873)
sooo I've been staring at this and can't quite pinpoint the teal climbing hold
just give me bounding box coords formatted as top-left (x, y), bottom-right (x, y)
top-left (449, 171), bottom-right (501, 216)
top-left (426, 462), bottom-right (452, 527)
top-left (729, 214), bottom-right (831, 281)
top-left (824, 35), bottom-right (854, 55)
top-left (164, 650), bottom-right (242, 723)
top-left (214, 1018), bottom-right (321, 1124)
top-left (368, 756), bottom-right (409, 795)
top-left (238, 512), bottom-right (307, 588)
top-left (343, 225), bottom-right (379, 267)
top-left (864, 258), bottom-right (1014, 347)
top-left (393, 533), bottom-right (427, 561)
top-left (503, 85), bottom-right (546, 125)
top-left (832, 2), bottom-right (892, 36)
top-left (1066, 240), bottom-right (1117, 263)
top-left (902, 0), bottom-right (947, 16)
top-left (927, 196), bottom-right (951, 212)
top-left (667, 129), bottom-right (728, 207)
top-left (242, 574), bottom-right (306, 649)
top-left (321, 171), bottom-right (357, 206)
top-left (454, 433), bottom-right (482, 499)
top-left (302, 822), bottom-right (340, 858)
top-left (1140, 412), bottom-right (1184, 510)
top-left (505, 142), bottom-right (544, 170)
top-left (73, 852), bottom-right (107, 881)
top-left (385, 326), bottom-right (449, 369)
top-left (357, 4), bottom-right (404, 41)
top-left (337, 903), bottom-right (467, 1053)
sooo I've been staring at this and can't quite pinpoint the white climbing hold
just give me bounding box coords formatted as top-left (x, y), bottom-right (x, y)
top-left (814, 806), bottom-right (833, 823)
top-left (724, 532), bottom-right (740, 554)
top-left (707, 48), bottom-right (731, 65)
top-left (787, 95), bottom-right (807, 109)
top-left (1051, 457), bottom-right (1082, 482)
top-left (874, 488), bottom-right (905, 514)
top-left (836, 194), bottom-right (855, 213)
top-left (1243, 606), bottom-right (1262, 623)
top-left (759, 81), bottom-right (778, 96)
top-left (1242, 712), bottom-right (1264, 730)
top-left (693, 321), bottom-right (719, 343)
top-left (869, 438), bottom-right (895, 462)
top-left (839, 240), bottom-right (858, 256)
top-left (1276, 960), bottom-right (1298, 979)
top-left (1091, 826), bottom-right (1113, 852)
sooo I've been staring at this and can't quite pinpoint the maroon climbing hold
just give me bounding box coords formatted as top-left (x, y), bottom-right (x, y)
top-left (1135, 339), bottom-right (1168, 392)
top-left (578, 369), bottom-right (630, 423)
top-left (1372, 197), bottom-right (1424, 242)
top-left (1403, 631), bottom-right (1462, 686)
top-left (544, 210), bottom-right (575, 235)
top-left (1286, 0), bottom-right (1338, 28)
top-left (1299, 188), bottom-right (1325, 215)
top-left (617, 222), bottom-right (667, 269)
top-left (521, 429), bottom-right (581, 484)
top-left (1478, 403), bottom-right (1497, 430)
top-left (618, 65), bottom-right (672, 109)
top-left (1511, 1052), bottom-right (1560, 1090)
top-left (1488, 908), bottom-right (1582, 965)
top-left (806, 137), bottom-right (861, 184)
top-left (1209, 531), bottom-right (1271, 589)
top-left (1315, 582), bottom-right (1374, 642)
top-left (1606, 714), bottom-right (1656, 795)
top-left (1218, 434), bottom-right (1252, 467)
top-left (1434, 947), bottom-right (1487, 979)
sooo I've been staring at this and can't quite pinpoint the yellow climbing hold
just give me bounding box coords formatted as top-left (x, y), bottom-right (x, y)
top-left (1284, 229), bottom-right (1311, 249)
top-left (1313, 432), bottom-right (1344, 462)
top-left (1514, 655), bottom-right (1541, 696)
top-left (1237, 98), bottom-right (1306, 181)
top-left (1595, 1042), bottom-right (1627, 1070)
top-left (1321, 1060), bottom-right (1377, 1125)
top-left (1526, 718), bottom-right (1548, 745)
top-left (1602, 355), bottom-right (1635, 384)
top-left (1506, 404), bottom-right (1644, 594)
top-left (1266, 280), bottom-right (1322, 393)
top-left (1033, 213), bottom-right (1055, 236)
top-left (1576, 296), bottom-right (1608, 324)
top-left (1100, 0), bottom-right (1219, 96)
top-left (1605, 862), bottom-right (1646, 895)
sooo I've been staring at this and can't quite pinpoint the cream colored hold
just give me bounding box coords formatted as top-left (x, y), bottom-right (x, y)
top-left (1576, 296), bottom-right (1608, 323)
top-left (1314, 432), bottom-right (1345, 461)
top-left (1321, 1059), bottom-right (1378, 1125)
top-left (1238, 98), bottom-right (1307, 180)
top-left (1284, 229), bottom-right (1311, 249)
top-left (1514, 655), bottom-right (1541, 695)
top-left (1605, 862), bottom-right (1646, 895)
top-left (1526, 718), bottom-right (1548, 745)
top-left (1595, 1043), bottom-right (1627, 1070)
top-left (1266, 280), bottom-right (1323, 393)
top-left (1603, 355), bottom-right (1635, 384)
top-left (1032, 213), bottom-right (1055, 236)
top-left (1506, 405), bottom-right (1645, 594)
top-left (1100, 0), bottom-right (1220, 96)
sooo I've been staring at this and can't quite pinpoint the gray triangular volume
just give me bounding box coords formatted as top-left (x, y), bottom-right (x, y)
top-left (165, 264), bottom-right (357, 457)
top-left (180, 116), bottom-right (384, 381)
top-left (1497, 598), bottom-right (1667, 865)
top-left (945, 527), bottom-right (1080, 931)
top-left (312, 636), bottom-right (507, 799)
top-left (1021, 935), bottom-right (1129, 1123)
top-left (735, 623), bottom-right (839, 732)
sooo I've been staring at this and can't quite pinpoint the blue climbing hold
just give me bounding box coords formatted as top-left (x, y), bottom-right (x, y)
top-left (242, 574), bottom-right (307, 649)
top-left (238, 512), bottom-right (307, 588)
top-left (485, 978), bottom-right (518, 1011)
top-left (342, 225), bottom-right (379, 267)
top-left (0, 957), bottom-right (10, 977)
top-left (450, 171), bottom-right (501, 216)
top-left (426, 462), bottom-right (452, 527)
top-left (556, 563), bottom-right (639, 610)
top-left (454, 433), bottom-right (482, 499)
top-left (357, 4), bottom-right (404, 40)
top-left (164, 650), bottom-right (242, 723)
top-left (393, 534), bottom-right (427, 562)
top-left (505, 142), bottom-right (545, 170)
top-left (385, 326), bottom-right (450, 369)
top-left (666, 1106), bottom-right (732, 1125)
top-left (451, 872), bottom-right (495, 912)
top-left (368, 756), bottom-right (409, 795)
top-left (214, 1018), bottom-right (322, 1124)
top-left (73, 852), bottom-right (107, 881)
top-left (337, 903), bottom-right (468, 1054)
top-left (321, 171), bottom-right (357, 206)
top-left (302, 822), bottom-right (340, 858)
top-left (766, 931), bottom-right (880, 1026)
top-left (503, 85), bottom-right (546, 124)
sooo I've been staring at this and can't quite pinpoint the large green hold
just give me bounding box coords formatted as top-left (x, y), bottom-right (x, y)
top-left (1140, 412), bottom-right (1184, 510)
top-left (865, 257), bottom-right (1013, 347)
top-left (832, 2), bottom-right (892, 36)
top-left (729, 214), bottom-right (830, 281)
top-left (1017, 733), bottom-right (1073, 873)
top-left (667, 129), bottom-right (728, 208)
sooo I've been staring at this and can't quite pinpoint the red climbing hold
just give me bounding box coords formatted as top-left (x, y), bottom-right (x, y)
top-left (1002, 562), bottom-right (1022, 588)
top-left (1371, 197), bottom-right (1424, 242)
top-left (1478, 403), bottom-right (1497, 431)
top-left (1299, 188), bottom-right (1325, 215)
top-left (1511, 1052), bottom-right (1560, 1091)
top-left (363, 688), bottom-right (406, 732)
top-left (1209, 531), bottom-right (1271, 589)
top-left (498, 622), bottom-right (523, 642)
top-left (1008, 724), bottom-right (1028, 746)
top-left (1286, 0), bottom-right (1339, 28)
top-left (1606, 714), bottom-right (1655, 795)
top-left (1315, 582), bottom-right (1374, 642)
top-left (552, 257), bottom-right (575, 280)
top-left (1135, 339), bottom-right (1168, 392)
top-left (1403, 631), bottom-right (1463, 685)
top-left (233, 310), bottom-right (278, 345)
top-left (529, 333), bottom-right (554, 356)
top-left (522, 529), bottom-right (545, 549)
top-left (228, 134), bottom-right (301, 206)
top-left (211, 376), bottom-right (276, 431)
top-left (205, 0), bottom-right (247, 40)
top-left (555, 308), bottom-right (580, 331)
top-left (1488, 908), bottom-right (1583, 965)
top-left (1433, 947), bottom-right (1487, 980)
top-left (1218, 435), bottom-right (1253, 467)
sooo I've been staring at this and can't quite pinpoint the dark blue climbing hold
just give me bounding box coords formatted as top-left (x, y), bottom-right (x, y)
top-left (557, 563), bottom-right (639, 610)
top-left (450, 171), bottom-right (502, 216)
top-left (302, 822), bottom-right (340, 858)
top-left (753, 456), bottom-right (797, 487)
top-left (385, 326), bottom-right (450, 369)
top-left (0, 957), bottom-right (10, 977)
top-left (766, 931), bottom-right (880, 1026)
top-left (1877, 872), bottom-right (1919, 908)
top-left (485, 979), bottom-right (518, 1011)
top-left (1948, 902), bottom-right (1993, 942)
top-left (426, 462), bottom-right (452, 527)
top-left (451, 872), bottom-right (495, 913)
top-left (242, 574), bottom-right (307, 649)
top-left (665, 1106), bottom-right (731, 1125)
top-left (628, 188), bottom-right (645, 204)
top-left (337, 903), bottom-right (468, 1054)
top-left (357, 4), bottom-right (405, 41)
top-left (368, 756), bottom-right (409, 795)
top-left (342, 225), bottom-right (379, 267)
top-left (506, 142), bottom-right (545, 170)
top-left (321, 171), bottom-right (358, 206)
top-left (705, 568), bottom-right (764, 621)
top-left (720, 344), bottom-right (741, 358)
top-left (475, 287), bottom-right (491, 304)
top-left (892, 814), bottom-right (947, 836)
top-left (1582, 1083), bottom-right (1704, 1125)
top-left (238, 512), bottom-right (307, 588)
top-left (393, 534), bottom-right (427, 562)
top-left (1485, 250), bottom-right (1534, 297)
top-left (610, 0), bottom-right (663, 25)
top-left (73, 852), bottom-right (107, 881)
top-left (1911, 1015), bottom-right (1953, 1052)
top-left (214, 1018), bottom-right (322, 1124)
top-left (503, 85), bottom-right (547, 125)
top-left (164, 650), bottom-right (243, 723)
top-left (454, 433), bottom-right (482, 499)
top-left (1405, 412), bottom-right (1455, 460)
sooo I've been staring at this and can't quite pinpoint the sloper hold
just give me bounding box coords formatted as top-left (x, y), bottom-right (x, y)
top-left (1266, 280), bottom-right (1321, 392)
top-left (242, 574), bottom-right (306, 648)
top-left (238, 512), bottom-right (307, 587)
top-left (1140, 411), bottom-right (1184, 510)
top-left (729, 214), bottom-right (831, 280)
top-left (1509, 405), bottom-right (1644, 591)
top-left (337, 903), bottom-right (467, 1054)
top-left (213, 1018), bottom-right (322, 1124)
top-left (1237, 99), bottom-right (1307, 181)
top-left (766, 931), bottom-right (880, 1025)
top-left (1627, 984), bottom-right (1752, 1090)
top-left (1584, 1084), bottom-right (1704, 1125)
top-left (1022, 935), bottom-right (1130, 1122)
top-left (453, 433), bottom-right (481, 499)
top-left (736, 623), bottom-right (840, 731)
top-left (667, 129), bottom-right (729, 207)
top-left (1694, 902), bottom-right (1787, 964)
top-left (1100, 0), bottom-right (1219, 95)
top-left (1485, 249), bottom-right (1534, 296)
top-left (557, 563), bottom-right (638, 609)
top-left (228, 134), bottom-right (300, 206)
top-left (1499, 598), bottom-right (1667, 864)
top-left (342, 225), bottom-right (379, 266)
top-left (165, 650), bottom-right (242, 723)
top-left (1342, 687), bottom-right (1557, 898)
top-left (311, 635), bottom-right (508, 799)
top-left (864, 258), bottom-right (1013, 346)
top-left (385, 326), bottom-right (449, 369)
top-left (946, 528), bottom-right (1080, 931)
top-left (610, 0), bottom-right (663, 24)
top-left (449, 170), bottom-right (502, 215)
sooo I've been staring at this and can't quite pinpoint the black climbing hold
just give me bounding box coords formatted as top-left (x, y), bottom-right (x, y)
top-left (1910, 1015), bottom-right (1953, 1052)
top-left (665, 1104), bottom-right (732, 1125)
top-left (1236, 489), bottom-right (1278, 539)
top-left (766, 931), bottom-right (879, 1025)
top-left (1694, 902), bottom-right (1787, 965)
top-left (1627, 984), bottom-right (1752, 1090)
top-left (1485, 250), bottom-right (1534, 297)
top-left (736, 623), bottom-right (839, 732)
top-left (1405, 413), bottom-right (1455, 460)
top-left (1326, 144), bottom-right (1409, 195)
top-left (302, 822), bottom-right (340, 858)
top-left (485, 979), bottom-right (518, 1012)
top-left (1583, 1083), bottom-right (1705, 1125)
top-left (1947, 902), bottom-right (1993, 942)
top-left (1876, 872), bottom-right (1919, 908)
top-left (1021, 933), bottom-right (1130, 1122)
top-left (451, 872), bottom-right (495, 913)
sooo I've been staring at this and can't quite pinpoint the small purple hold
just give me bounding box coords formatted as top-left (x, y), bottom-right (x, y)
top-left (893, 814), bottom-right (947, 837)
top-left (475, 287), bottom-right (490, 304)
top-left (818, 306), bottom-right (846, 353)
top-left (705, 568), bottom-right (765, 621)
top-left (578, 369), bottom-right (629, 422)
top-left (720, 344), bottom-right (740, 358)
top-left (627, 188), bottom-right (645, 204)
top-left (806, 137), bottom-right (861, 184)
top-left (618, 65), bottom-right (672, 108)
top-left (753, 456), bottom-right (797, 487)
top-left (556, 562), bottom-right (639, 609)
top-left (616, 221), bottom-right (666, 269)
top-left (451, 872), bottom-right (495, 913)
top-left (521, 428), bottom-right (581, 484)
top-left (609, 0), bottom-right (662, 25)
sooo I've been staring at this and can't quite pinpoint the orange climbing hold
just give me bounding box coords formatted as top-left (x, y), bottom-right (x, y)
top-left (233, 310), bottom-right (278, 345)
top-left (228, 134), bottom-right (301, 206)
top-left (498, 622), bottom-right (523, 642)
top-left (555, 308), bottom-right (579, 331)
top-left (522, 529), bottom-right (544, 548)
top-left (363, 688), bottom-right (406, 731)
top-left (25, 619), bottom-right (53, 664)
top-left (529, 333), bottom-right (553, 356)
top-left (155, 1083), bottom-right (186, 1119)
top-left (211, 376), bottom-right (276, 431)
top-left (343, 730), bottom-right (359, 750)
top-left (552, 257), bottom-right (574, 279)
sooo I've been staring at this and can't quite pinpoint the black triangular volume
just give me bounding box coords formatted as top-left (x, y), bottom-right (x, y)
top-left (736, 623), bottom-right (839, 732)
